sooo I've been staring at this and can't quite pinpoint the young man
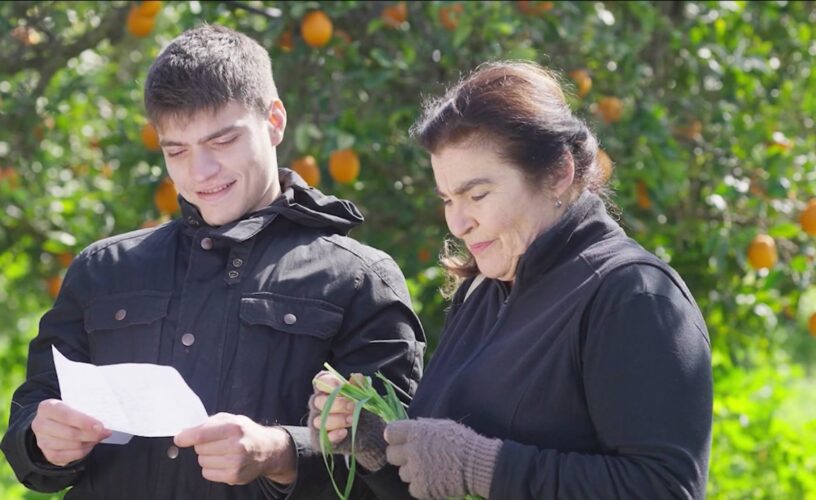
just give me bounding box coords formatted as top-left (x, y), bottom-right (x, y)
top-left (1, 25), bottom-right (424, 499)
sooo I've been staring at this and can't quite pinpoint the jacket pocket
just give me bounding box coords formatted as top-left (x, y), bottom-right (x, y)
top-left (240, 292), bottom-right (343, 339)
top-left (84, 291), bottom-right (171, 365)
top-left (232, 292), bottom-right (344, 419)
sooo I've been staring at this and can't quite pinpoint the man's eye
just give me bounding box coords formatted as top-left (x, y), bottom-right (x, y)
top-left (441, 198), bottom-right (452, 207)
top-left (215, 136), bottom-right (238, 146)
top-left (166, 150), bottom-right (185, 158)
top-left (471, 192), bottom-right (488, 201)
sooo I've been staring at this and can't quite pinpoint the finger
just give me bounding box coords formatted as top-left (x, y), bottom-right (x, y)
top-left (44, 445), bottom-right (95, 467)
top-left (386, 444), bottom-right (407, 466)
top-left (313, 394), bottom-right (354, 413)
top-left (176, 422), bottom-right (236, 448)
top-left (201, 467), bottom-right (242, 485)
top-left (37, 434), bottom-right (100, 452)
top-left (312, 414), bottom-right (352, 432)
top-left (38, 418), bottom-right (111, 443)
top-left (312, 373), bottom-right (342, 394)
top-left (38, 400), bottom-right (105, 432)
top-left (197, 452), bottom-right (238, 470)
top-left (193, 437), bottom-right (239, 457)
top-left (397, 463), bottom-right (413, 483)
top-left (328, 428), bottom-right (348, 444)
top-left (383, 420), bottom-right (412, 445)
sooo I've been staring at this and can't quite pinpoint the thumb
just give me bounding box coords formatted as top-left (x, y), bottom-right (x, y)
top-left (384, 419), bottom-right (413, 445)
top-left (173, 426), bottom-right (199, 448)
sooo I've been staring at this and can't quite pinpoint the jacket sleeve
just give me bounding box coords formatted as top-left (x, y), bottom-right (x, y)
top-left (1, 257), bottom-right (92, 492)
top-left (490, 267), bottom-right (713, 499)
top-left (279, 256), bottom-right (425, 500)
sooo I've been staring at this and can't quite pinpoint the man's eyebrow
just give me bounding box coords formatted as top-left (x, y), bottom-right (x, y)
top-left (159, 125), bottom-right (241, 148)
top-left (435, 177), bottom-right (493, 197)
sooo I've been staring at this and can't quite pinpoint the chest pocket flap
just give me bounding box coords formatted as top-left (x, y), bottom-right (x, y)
top-left (84, 291), bottom-right (172, 332)
top-left (240, 292), bottom-right (343, 339)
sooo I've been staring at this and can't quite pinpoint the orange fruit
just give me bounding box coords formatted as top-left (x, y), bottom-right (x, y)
top-left (141, 123), bottom-right (161, 151)
top-left (301, 10), bottom-right (333, 48)
top-left (154, 177), bottom-right (179, 214)
top-left (418, 247), bottom-right (431, 263)
top-left (635, 181), bottom-right (651, 210)
top-left (569, 69), bottom-right (592, 98)
top-left (291, 156), bottom-right (321, 187)
top-left (747, 234), bottom-right (777, 270)
top-left (516, 1), bottom-right (554, 15)
top-left (126, 8), bottom-right (155, 37)
top-left (596, 149), bottom-right (613, 184)
top-left (329, 149), bottom-right (360, 184)
top-left (676, 120), bottom-right (703, 141)
top-left (439, 4), bottom-right (464, 31)
top-left (0, 167), bottom-right (19, 186)
top-left (135, 0), bottom-right (162, 17)
top-left (278, 30), bottom-right (294, 53)
top-left (809, 313), bottom-right (816, 337)
top-left (56, 252), bottom-right (74, 268)
top-left (598, 96), bottom-right (623, 124)
top-left (800, 199), bottom-right (816, 235)
top-left (382, 2), bottom-right (408, 28)
top-left (46, 275), bottom-right (62, 299)
top-left (11, 26), bottom-right (42, 46)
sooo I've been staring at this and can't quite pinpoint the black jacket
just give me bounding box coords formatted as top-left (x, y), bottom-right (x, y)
top-left (366, 192), bottom-right (712, 499)
top-left (1, 170), bottom-right (425, 499)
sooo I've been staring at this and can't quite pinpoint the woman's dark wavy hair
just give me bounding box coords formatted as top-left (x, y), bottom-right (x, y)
top-left (410, 61), bottom-right (609, 296)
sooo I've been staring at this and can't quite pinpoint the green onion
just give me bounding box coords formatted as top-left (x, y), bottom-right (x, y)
top-left (316, 363), bottom-right (483, 500)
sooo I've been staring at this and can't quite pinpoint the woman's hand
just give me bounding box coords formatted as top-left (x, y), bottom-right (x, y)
top-left (310, 371), bottom-right (355, 445)
top-left (308, 371), bottom-right (388, 471)
top-left (384, 418), bottom-right (503, 499)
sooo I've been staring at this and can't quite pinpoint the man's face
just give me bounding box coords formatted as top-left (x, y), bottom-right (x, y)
top-left (156, 101), bottom-right (286, 226)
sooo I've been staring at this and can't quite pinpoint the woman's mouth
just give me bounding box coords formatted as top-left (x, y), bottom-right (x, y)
top-left (469, 241), bottom-right (493, 255)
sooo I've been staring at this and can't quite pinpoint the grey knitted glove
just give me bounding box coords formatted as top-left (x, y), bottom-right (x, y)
top-left (307, 394), bottom-right (388, 472)
top-left (384, 418), bottom-right (502, 500)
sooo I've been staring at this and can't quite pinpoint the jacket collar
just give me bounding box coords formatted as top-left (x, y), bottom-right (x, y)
top-left (513, 191), bottom-right (625, 287)
top-left (179, 168), bottom-right (364, 243)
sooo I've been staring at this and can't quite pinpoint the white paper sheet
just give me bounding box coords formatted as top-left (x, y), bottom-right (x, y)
top-left (52, 346), bottom-right (208, 444)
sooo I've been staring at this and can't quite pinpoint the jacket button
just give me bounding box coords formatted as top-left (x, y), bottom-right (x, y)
top-left (187, 216), bottom-right (199, 227)
top-left (166, 445), bottom-right (179, 459)
top-left (200, 237), bottom-right (213, 250)
top-left (114, 309), bottom-right (127, 321)
top-left (232, 258), bottom-right (243, 268)
top-left (228, 270), bottom-right (240, 279)
top-left (283, 313), bottom-right (297, 325)
top-left (181, 333), bottom-right (195, 347)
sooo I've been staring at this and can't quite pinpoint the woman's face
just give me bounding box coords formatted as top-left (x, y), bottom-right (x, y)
top-left (432, 142), bottom-right (562, 282)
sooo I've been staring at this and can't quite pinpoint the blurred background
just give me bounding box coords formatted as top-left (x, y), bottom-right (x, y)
top-left (1, 1), bottom-right (815, 498)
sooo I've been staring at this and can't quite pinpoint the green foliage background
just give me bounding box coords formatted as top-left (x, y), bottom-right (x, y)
top-left (1, 1), bottom-right (815, 498)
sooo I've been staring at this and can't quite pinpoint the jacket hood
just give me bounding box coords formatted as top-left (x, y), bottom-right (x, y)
top-left (272, 168), bottom-right (364, 235)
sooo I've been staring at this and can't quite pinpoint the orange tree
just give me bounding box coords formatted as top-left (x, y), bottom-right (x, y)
top-left (1, 2), bottom-right (815, 497)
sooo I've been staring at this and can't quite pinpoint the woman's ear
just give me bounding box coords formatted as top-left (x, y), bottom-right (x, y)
top-left (267, 99), bottom-right (287, 146)
top-left (553, 151), bottom-right (576, 199)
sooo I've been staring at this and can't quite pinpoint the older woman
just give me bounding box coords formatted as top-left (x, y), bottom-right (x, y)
top-left (311, 61), bottom-right (712, 499)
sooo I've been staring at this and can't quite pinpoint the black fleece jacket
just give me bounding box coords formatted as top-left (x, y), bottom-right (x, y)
top-left (366, 191), bottom-right (712, 499)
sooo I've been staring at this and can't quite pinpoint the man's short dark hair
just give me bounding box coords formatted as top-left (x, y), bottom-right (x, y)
top-left (144, 24), bottom-right (277, 126)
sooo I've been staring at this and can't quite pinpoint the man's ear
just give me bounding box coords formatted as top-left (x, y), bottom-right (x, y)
top-left (267, 99), bottom-right (287, 146)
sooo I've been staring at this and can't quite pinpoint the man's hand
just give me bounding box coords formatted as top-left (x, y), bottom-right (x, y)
top-left (30, 399), bottom-right (112, 466)
top-left (175, 413), bottom-right (297, 486)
